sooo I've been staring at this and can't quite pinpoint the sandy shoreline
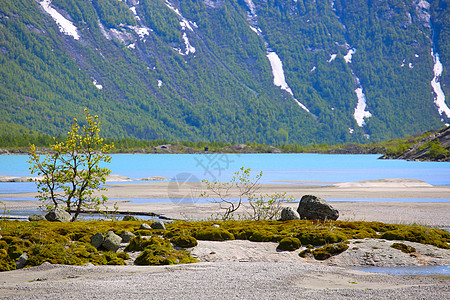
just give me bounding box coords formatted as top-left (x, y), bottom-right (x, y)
top-left (2, 178), bottom-right (449, 228)
top-left (1, 178), bottom-right (449, 299)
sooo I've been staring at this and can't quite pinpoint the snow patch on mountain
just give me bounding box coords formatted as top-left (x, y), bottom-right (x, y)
top-left (354, 86), bottom-right (372, 127)
top-left (344, 48), bottom-right (355, 63)
top-left (175, 33), bottom-right (196, 55)
top-left (327, 54), bottom-right (337, 63)
top-left (40, 0), bottom-right (80, 40)
top-left (267, 52), bottom-right (309, 112)
top-left (431, 49), bottom-right (450, 118)
top-left (92, 79), bottom-right (103, 90)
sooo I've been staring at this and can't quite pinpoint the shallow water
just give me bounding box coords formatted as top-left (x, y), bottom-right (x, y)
top-left (355, 265), bottom-right (450, 275)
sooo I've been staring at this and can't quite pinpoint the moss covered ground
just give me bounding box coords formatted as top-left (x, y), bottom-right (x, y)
top-left (1, 219), bottom-right (449, 271)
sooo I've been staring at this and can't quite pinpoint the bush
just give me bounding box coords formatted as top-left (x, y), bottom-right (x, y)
top-left (312, 243), bottom-right (349, 260)
top-left (194, 228), bottom-right (234, 241)
top-left (171, 235), bottom-right (198, 248)
top-left (391, 243), bottom-right (416, 254)
top-left (0, 249), bottom-right (15, 271)
top-left (276, 237), bottom-right (301, 251)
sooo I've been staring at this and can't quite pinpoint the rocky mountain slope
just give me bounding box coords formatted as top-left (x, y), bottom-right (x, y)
top-left (0, 0), bottom-right (449, 144)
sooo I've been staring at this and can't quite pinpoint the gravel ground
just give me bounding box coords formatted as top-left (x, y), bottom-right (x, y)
top-left (0, 262), bottom-right (448, 300)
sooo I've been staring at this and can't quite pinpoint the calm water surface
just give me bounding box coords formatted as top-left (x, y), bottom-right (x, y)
top-left (1, 153), bottom-right (450, 195)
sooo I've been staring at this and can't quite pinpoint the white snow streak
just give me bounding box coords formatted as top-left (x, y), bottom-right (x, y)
top-left (165, 1), bottom-right (196, 55)
top-left (344, 48), bottom-right (355, 63)
top-left (40, 0), bottom-right (80, 40)
top-left (177, 32), bottom-right (196, 55)
top-left (133, 26), bottom-right (151, 39)
top-left (92, 80), bottom-right (103, 90)
top-left (327, 54), bottom-right (337, 63)
top-left (431, 49), bottom-right (450, 118)
top-left (158, 80), bottom-right (163, 88)
top-left (267, 52), bottom-right (309, 112)
top-left (354, 87), bottom-right (372, 127)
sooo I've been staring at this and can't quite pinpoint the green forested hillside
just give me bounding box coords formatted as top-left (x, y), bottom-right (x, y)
top-left (0, 0), bottom-right (448, 145)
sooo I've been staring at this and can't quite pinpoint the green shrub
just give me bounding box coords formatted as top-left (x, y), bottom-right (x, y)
top-left (0, 249), bottom-right (15, 271)
top-left (276, 237), bottom-right (301, 251)
top-left (312, 243), bottom-right (349, 260)
top-left (171, 235), bottom-right (198, 248)
top-left (248, 230), bottom-right (273, 242)
top-left (298, 249), bottom-right (312, 258)
top-left (194, 228), bottom-right (234, 241)
top-left (391, 243), bottom-right (416, 253)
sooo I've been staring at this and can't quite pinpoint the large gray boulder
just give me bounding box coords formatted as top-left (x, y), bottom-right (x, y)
top-left (15, 253), bottom-right (28, 269)
top-left (151, 220), bottom-right (166, 230)
top-left (120, 230), bottom-right (136, 243)
top-left (90, 232), bottom-right (105, 249)
top-left (280, 207), bottom-right (300, 221)
top-left (45, 208), bottom-right (72, 222)
top-left (297, 195), bottom-right (339, 221)
top-left (29, 214), bottom-right (45, 221)
top-left (140, 223), bottom-right (152, 230)
top-left (102, 231), bottom-right (122, 252)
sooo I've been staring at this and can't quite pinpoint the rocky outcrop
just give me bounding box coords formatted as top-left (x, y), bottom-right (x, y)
top-left (381, 127), bottom-right (450, 161)
top-left (45, 208), bottom-right (72, 222)
top-left (297, 195), bottom-right (339, 221)
top-left (280, 207), bottom-right (300, 221)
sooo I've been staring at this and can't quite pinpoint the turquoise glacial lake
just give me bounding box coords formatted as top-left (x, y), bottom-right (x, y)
top-left (1, 153), bottom-right (450, 198)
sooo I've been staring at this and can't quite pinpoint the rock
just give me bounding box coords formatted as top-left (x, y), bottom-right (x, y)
top-left (297, 195), bottom-right (339, 221)
top-left (123, 215), bottom-right (140, 221)
top-left (28, 214), bottom-right (45, 221)
top-left (90, 232), bottom-right (105, 248)
top-left (45, 208), bottom-right (72, 222)
top-left (120, 230), bottom-right (136, 243)
top-left (151, 220), bottom-right (166, 230)
top-left (140, 223), bottom-right (152, 230)
top-left (280, 207), bottom-right (300, 221)
top-left (15, 252), bottom-right (28, 269)
top-left (102, 231), bottom-right (122, 252)
top-left (212, 224), bottom-right (220, 228)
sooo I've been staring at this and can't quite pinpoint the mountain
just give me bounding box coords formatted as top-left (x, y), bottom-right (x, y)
top-left (0, 0), bottom-right (449, 145)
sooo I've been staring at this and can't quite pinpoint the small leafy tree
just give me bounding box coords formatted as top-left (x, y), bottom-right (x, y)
top-left (200, 167), bottom-right (293, 221)
top-left (28, 108), bottom-right (113, 221)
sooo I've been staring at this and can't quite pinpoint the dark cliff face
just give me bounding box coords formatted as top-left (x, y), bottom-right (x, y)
top-left (0, 0), bottom-right (449, 144)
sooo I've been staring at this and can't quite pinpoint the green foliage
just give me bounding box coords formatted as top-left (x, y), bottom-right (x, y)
top-left (193, 227), bottom-right (234, 241)
top-left (0, 249), bottom-right (16, 271)
top-left (311, 243), bottom-right (349, 260)
top-left (28, 109), bottom-right (113, 221)
top-left (93, 0), bottom-right (136, 29)
top-left (0, 0), bottom-right (445, 146)
top-left (170, 235), bottom-right (198, 248)
top-left (201, 167), bottom-right (293, 221)
top-left (390, 242), bottom-right (416, 254)
top-left (133, 236), bottom-right (197, 265)
top-left (276, 237), bottom-right (301, 251)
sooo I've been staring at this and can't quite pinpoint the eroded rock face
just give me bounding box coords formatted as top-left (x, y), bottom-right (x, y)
top-left (280, 207), bottom-right (300, 221)
top-left (297, 195), bottom-right (339, 221)
top-left (45, 208), bottom-right (71, 222)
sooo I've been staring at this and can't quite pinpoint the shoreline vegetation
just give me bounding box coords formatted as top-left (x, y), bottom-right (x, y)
top-left (0, 126), bottom-right (449, 161)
